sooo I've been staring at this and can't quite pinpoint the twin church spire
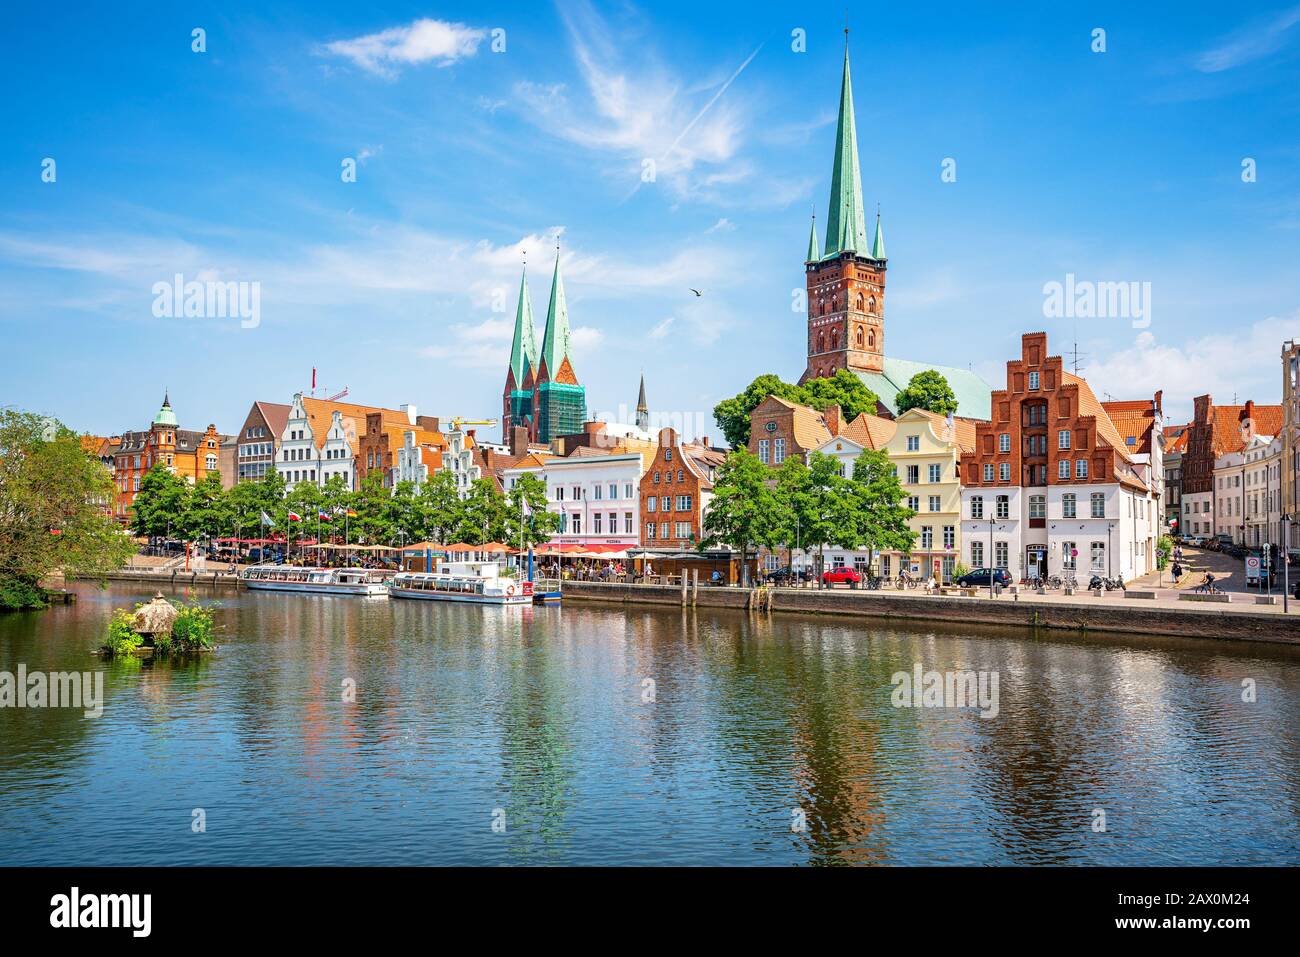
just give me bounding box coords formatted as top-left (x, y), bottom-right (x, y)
top-left (503, 247), bottom-right (586, 444)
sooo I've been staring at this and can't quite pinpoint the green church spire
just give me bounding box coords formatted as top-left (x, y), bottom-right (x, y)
top-left (872, 210), bottom-right (886, 260)
top-left (508, 265), bottom-right (537, 386)
top-left (539, 249), bottom-right (571, 378)
top-left (823, 44), bottom-right (868, 257)
top-left (806, 214), bottom-right (820, 262)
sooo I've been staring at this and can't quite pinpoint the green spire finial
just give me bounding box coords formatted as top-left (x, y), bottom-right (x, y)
top-left (539, 248), bottom-right (572, 379)
top-left (508, 262), bottom-right (538, 386)
top-left (823, 44), bottom-right (869, 257)
top-left (806, 214), bottom-right (820, 262)
top-left (872, 208), bottom-right (886, 260)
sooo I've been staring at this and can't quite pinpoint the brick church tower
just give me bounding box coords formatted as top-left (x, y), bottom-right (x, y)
top-left (800, 40), bottom-right (888, 384)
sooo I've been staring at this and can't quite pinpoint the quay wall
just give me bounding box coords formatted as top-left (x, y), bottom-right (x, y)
top-left (64, 572), bottom-right (1300, 645)
top-left (559, 581), bottom-right (1300, 646)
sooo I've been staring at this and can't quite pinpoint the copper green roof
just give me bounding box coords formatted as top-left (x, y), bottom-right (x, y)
top-left (508, 266), bottom-right (538, 386)
top-left (822, 47), bottom-right (868, 258)
top-left (152, 392), bottom-right (178, 427)
top-left (539, 252), bottom-right (572, 378)
top-left (806, 215), bottom-right (820, 262)
top-left (856, 358), bottom-right (992, 420)
top-left (871, 211), bottom-right (886, 260)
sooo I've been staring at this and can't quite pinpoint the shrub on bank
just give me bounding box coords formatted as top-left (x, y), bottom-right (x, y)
top-left (102, 607), bottom-right (144, 657)
top-left (154, 603), bottom-right (216, 655)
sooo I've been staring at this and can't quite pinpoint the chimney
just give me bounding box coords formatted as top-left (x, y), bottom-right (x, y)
top-left (399, 403), bottom-right (418, 425)
top-left (701, 436), bottom-right (710, 448)
top-left (510, 425), bottom-right (529, 457)
top-left (1244, 399), bottom-right (1255, 419)
top-left (824, 404), bottom-right (841, 436)
top-left (1153, 390), bottom-right (1162, 414)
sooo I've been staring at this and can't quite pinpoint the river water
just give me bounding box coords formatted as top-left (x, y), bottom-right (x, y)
top-left (1, 582), bottom-right (1297, 866)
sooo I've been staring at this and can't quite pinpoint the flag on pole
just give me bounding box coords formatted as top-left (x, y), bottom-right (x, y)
top-left (346, 509), bottom-right (357, 518)
top-left (260, 511), bottom-right (274, 526)
top-left (318, 510), bottom-right (332, 522)
top-left (288, 511), bottom-right (302, 523)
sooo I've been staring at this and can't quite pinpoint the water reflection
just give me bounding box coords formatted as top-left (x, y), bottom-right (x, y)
top-left (0, 583), bottom-right (1297, 866)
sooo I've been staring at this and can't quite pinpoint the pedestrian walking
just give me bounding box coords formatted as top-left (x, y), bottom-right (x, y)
top-left (1171, 561), bottom-right (1183, 584)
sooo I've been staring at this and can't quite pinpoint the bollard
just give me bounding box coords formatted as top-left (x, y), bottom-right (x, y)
top-left (692, 569), bottom-right (698, 606)
top-left (681, 573), bottom-right (688, 606)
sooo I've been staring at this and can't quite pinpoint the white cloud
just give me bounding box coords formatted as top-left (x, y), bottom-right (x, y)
top-left (510, 2), bottom-right (760, 204)
top-left (1081, 314), bottom-right (1300, 423)
top-left (321, 18), bottom-right (486, 76)
top-left (648, 316), bottom-right (676, 339)
top-left (1195, 6), bottom-right (1300, 72)
top-left (704, 218), bottom-right (735, 234)
top-left (420, 316), bottom-right (603, 370)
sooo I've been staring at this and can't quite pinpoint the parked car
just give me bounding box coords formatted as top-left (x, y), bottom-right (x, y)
top-left (767, 566), bottom-right (812, 585)
top-left (954, 568), bottom-right (1013, 588)
top-left (821, 566), bottom-right (862, 587)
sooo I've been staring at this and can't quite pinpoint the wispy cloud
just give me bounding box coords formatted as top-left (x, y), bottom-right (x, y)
top-left (1195, 5), bottom-right (1300, 73)
top-left (419, 316), bottom-right (603, 369)
top-left (511, 1), bottom-right (762, 204)
top-left (320, 18), bottom-right (487, 77)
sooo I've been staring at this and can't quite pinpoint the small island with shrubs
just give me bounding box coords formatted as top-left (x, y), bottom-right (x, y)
top-left (101, 593), bottom-right (217, 658)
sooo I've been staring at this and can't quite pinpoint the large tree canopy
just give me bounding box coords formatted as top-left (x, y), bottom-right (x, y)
top-left (713, 369), bottom-right (880, 448)
top-left (0, 410), bottom-right (134, 608)
top-left (894, 369), bottom-right (958, 416)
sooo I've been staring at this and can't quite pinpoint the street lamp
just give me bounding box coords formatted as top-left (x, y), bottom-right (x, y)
top-left (988, 514), bottom-right (995, 600)
top-left (1284, 513), bottom-right (1292, 613)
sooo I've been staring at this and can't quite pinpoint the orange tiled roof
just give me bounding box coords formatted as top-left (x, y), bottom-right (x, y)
top-left (1211, 404), bottom-right (1283, 455)
top-left (1063, 372), bottom-right (1132, 462)
top-left (300, 397), bottom-right (410, 451)
top-left (840, 411), bottom-right (898, 449)
top-left (1101, 400), bottom-right (1156, 455)
top-left (904, 409), bottom-right (978, 454)
top-left (765, 395), bottom-right (834, 450)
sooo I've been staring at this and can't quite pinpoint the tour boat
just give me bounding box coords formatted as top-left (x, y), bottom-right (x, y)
top-left (240, 564), bottom-right (393, 596)
top-left (389, 561), bottom-right (532, 605)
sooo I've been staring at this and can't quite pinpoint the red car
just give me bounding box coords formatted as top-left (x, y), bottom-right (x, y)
top-left (821, 567), bottom-right (862, 587)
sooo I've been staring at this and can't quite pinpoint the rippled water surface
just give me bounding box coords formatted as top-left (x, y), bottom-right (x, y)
top-left (1, 583), bottom-right (1298, 865)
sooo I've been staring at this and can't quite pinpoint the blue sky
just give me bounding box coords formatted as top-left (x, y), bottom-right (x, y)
top-left (2, 0), bottom-right (1299, 439)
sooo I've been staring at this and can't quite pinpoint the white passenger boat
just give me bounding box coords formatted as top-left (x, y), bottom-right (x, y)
top-left (389, 560), bottom-right (532, 605)
top-left (240, 564), bottom-right (392, 596)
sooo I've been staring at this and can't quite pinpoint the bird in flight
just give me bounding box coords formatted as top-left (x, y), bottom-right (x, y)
top-left (689, 288), bottom-right (702, 297)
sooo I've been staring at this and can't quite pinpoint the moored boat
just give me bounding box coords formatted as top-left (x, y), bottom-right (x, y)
top-left (390, 561), bottom-right (532, 605)
top-left (240, 564), bottom-right (392, 596)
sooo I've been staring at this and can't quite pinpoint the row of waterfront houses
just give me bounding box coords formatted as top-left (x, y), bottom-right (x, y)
top-left (77, 42), bottom-right (1297, 582)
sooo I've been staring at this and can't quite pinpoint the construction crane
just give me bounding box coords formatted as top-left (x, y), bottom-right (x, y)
top-left (325, 387), bottom-right (349, 402)
top-left (441, 417), bottom-right (497, 431)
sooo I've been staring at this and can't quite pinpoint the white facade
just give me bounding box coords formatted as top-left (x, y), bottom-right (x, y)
top-left (1182, 490), bottom-right (1214, 539)
top-left (503, 453), bottom-right (644, 547)
top-left (444, 426), bottom-right (481, 498)
top-left (394, 429), bottom-right (440, 488)
top-left (1213, 434), bottom-right (1281, 547)
top-left (960, 480), bottom-right (1159, 583)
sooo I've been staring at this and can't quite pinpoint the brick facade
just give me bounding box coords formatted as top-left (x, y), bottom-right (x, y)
top-left (801, 253), bottom-right (886, 383)
top-left (638, 428), bottom-right (723, 548)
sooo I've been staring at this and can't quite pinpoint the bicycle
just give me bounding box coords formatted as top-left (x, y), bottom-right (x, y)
top-left (896, 575), bottom-right (916, 590)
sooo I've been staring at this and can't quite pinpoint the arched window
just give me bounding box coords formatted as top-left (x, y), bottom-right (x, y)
top-left (820, 300), bottom-right (828, 316)
top-left (868, 330), bottom-right (876, 348)
top-left (855, 326), bottom-right (864, 347)
top-left (831, 329), bottom-right (839, 350)
top-left (868, 297), bottom-right (876, 315)
top-left (818, 332), bottom-right (825, 353)
top-left (856, 292), bottom-right (865, 311)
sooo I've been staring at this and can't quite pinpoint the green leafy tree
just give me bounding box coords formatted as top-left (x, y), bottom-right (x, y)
top-left (505, 473), bottom-right (561, 549)
top-left (712, 374), bottom-right (806, 449)
top-left (456, 478), bottom-right (508, 544)
top-left (847, 448), bottom-right (917, 563)
top-left (699, 446), bottom-right (788, 585)
top-left (130, 464), bottom-right (192, 539)
top-left (799, 368), bottom-right (882, 422)
top-left (0, 411), bottom-right (135, 609)
top-left (384, 480), bottom-right (421, 547)
top-left (713, 370), bottom-right (880, 448)
top-left (796, 452), bottom-right (851, 583)
top-left (350, 472), bottom-right (392, 544)
top-left (180, 471), bottom-right (229, 543)
top-left (415, 469), bottom-right (465, 544)
top-left (894, 369), bottom-right (958, 416)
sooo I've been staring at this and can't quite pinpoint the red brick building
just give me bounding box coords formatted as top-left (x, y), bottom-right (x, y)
top-left (638, 427), bottom-right (725, 548)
